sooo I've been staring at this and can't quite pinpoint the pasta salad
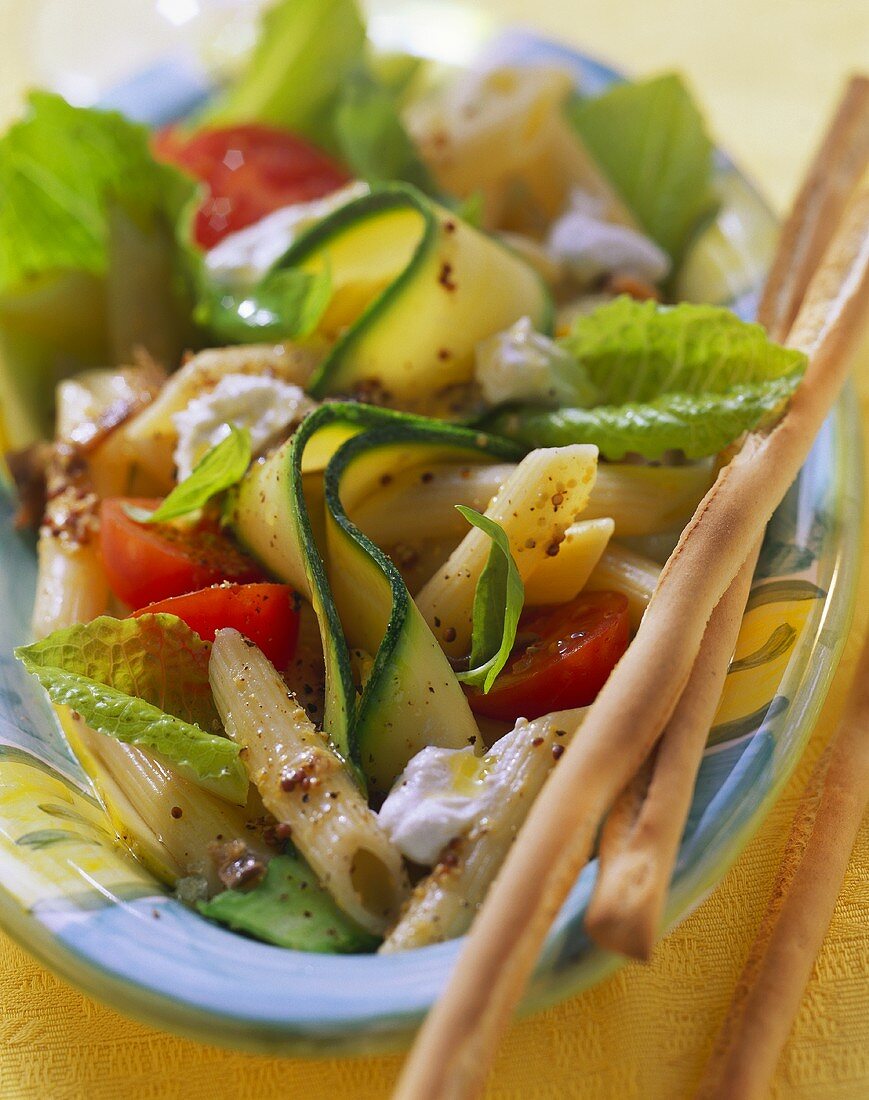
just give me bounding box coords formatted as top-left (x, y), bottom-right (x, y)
top-left (1, 0), bottom-right (806, 953)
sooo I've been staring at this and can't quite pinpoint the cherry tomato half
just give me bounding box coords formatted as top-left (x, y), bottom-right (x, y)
top-left (153, 123), bottom-right (351, 248)
top-left (133, 583), bottom-right (299, 669)
top-left (100, 498), bottom-right (263, 609)
top-left (467, 591), bottom-right (631, 723)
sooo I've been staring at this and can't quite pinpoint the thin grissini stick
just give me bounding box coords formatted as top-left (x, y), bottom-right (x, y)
top-left (585, 77), bottom-right (869, 960)
top-left (585, 536), bottom-right (761, 960)
top-left (393, 183), bottom-right (869, 1100)
top-left (757, 75), bottom-right (869, 342)
top-left (695, 628), bottom-right (869, 1100)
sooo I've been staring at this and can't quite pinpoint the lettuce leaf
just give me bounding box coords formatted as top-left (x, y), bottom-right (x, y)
top-left (561, 298), bottom-right (806, 402)
top-left (199, 852), bottom-right (379, 952)
top-left (455, 508), bottom-right (524, 693)
top-left (484, 298), bottom-right (806, 460)
top-left (490, 377), bottom-right (799, 461)
top-left (0, 93), bottom-right (200, 441)
top-left (568, 74), bottom-right (717, 267)
top-left (332, 65), bottom-right (437, 191)
top-left (205, 0), bottom-right (366, 139)
top-left (15, 615), bottom-right (247, 804)
top-left (0, 92), bottom-right (196, 294)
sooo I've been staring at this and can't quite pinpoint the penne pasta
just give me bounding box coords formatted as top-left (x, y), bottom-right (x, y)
top-left (352, 459), bottom-right (713, 550)
top-left (351, 463), bottom-right (515, 545)
top-left (406, 66), bottom-right (636, 234)
top-left (415, 445), bottom-right (599, 656)
top-left (62, 710), bottom-right (270, 897)
top-left (31, 536), bottom-right (110, 639)
top-left (586, 542), bottom-right (661, 630)
top-left (380, 709), bottom-right (585, 952)
top-left (524, 517), bottom-right (614, 605)
top-left (582, 461), bottom-right (715, 535)
top-left (209, 629), bottom-right (409, 935)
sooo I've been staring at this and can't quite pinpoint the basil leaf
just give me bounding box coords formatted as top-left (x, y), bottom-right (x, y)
top-left (131, 425), bottom-right (252, 524)
top-left (15, 614), bottom-right (246, 804)
top-left (455, 507), bottom-right (524, 693)
top-left (195, 265), bottom-right (331, 343)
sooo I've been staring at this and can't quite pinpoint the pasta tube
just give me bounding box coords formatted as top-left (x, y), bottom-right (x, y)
top-left (582, 460), bottom-right (715, 535)
top-left (406, 67), bottom-right (635, 234)
top-left (352, 459), bottom-right (713, 549)
top-left (586, 542), bottom-right (661, 629)
top-left (380, 709), bottom-right (585, 952)
top-left (62, 711), bottom-right (269, 896)
top-left (31, 536), bottom-right (110, 639)
top-left (523, 517), bottom-right (614, 605)
top-left (415, 445), bottom-right (598, 656)
top-left (209, 629), bottom-right (409, 934)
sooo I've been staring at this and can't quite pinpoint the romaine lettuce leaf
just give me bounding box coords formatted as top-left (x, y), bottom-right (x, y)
top-left (490, 376), bottom-right (799, 461)
top-left (205, 0), bottom-right (366, 139)
top-left (484, 298), bottom-right (806, 460)
top-left (333, 65), bottom-right (437, 192)
top-left (568, 74), bottom-right (717, 267)
top-left (16, 615), bottom-right (247, 804)
top-left (455, 507), bottom-right (524, 693)
top-left (561, 297), bottom-right (806, 402)
top-left (0, 93), bottom-right (200, 441)
top-left (199, 851), bottom-right (379, 952)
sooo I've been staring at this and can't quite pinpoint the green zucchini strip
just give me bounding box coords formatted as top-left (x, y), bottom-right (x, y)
top-left (233, 403), bottom-right (521, 792)
top-left (274, 183), bottom-right (554, 405)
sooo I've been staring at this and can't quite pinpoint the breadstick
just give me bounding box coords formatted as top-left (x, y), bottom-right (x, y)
top-left (695, 628), bottom-right (869, 1099)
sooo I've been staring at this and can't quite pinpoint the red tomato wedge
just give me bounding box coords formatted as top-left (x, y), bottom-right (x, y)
top-left (467, 591), bottom-right (631, 723)
top-left (100, 498), bottom-right (263, 609)
top-left (133, 584), bottom-right (299, 669)
top-left (153, 123), bottom-right (351, 248)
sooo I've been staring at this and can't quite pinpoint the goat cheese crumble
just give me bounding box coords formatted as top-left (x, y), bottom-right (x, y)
top-left (172, 373), bottom-right (315, 479)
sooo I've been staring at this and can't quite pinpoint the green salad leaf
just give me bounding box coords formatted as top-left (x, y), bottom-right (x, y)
top-left (199, 852), bottom-right (379, 952)
top-left (195, 265), bottom-right (332, 344)
top-left (205, 0), bottom-right (366, 138)
top-left (485, 298), bottom-right (806, 460)
top-left (561, 298), bottom-right (806, 402)
top-left (0, 92), bottom-right (196, 294)
top-left (569, 74), bottom-right (717, 267)
top-left (492, 378), bottom-right (799, 461)
top-left (0, 92), bottom-right (200, 443)
top-left (455, 507), bottom-right (525, 693)
top-left (127, 425), bottom-right (252, 524)
top-left (16, 615), bottom-right (247, 804)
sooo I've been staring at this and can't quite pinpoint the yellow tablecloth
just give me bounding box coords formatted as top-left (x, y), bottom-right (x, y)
top-left (1, 1), bottom-right (868, 1097)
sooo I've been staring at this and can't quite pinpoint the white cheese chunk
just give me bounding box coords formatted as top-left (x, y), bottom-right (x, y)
top-left (172, 373), bottom-right (315, 479)
top-left (379, 710), bottom-right (578, 866)
top-left (547, 189), bottom-right (670, 286)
